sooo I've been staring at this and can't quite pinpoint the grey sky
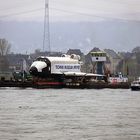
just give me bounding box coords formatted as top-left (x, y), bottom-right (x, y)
top-left (0, 0), bottom-right (140, 22)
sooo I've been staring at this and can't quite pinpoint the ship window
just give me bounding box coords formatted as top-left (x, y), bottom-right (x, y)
top-left (37, 58), bottom-right (46, 61)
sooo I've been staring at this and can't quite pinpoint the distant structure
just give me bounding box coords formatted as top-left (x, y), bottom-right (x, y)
top-left (7, 54), bottom-right (31, 72)
top-left (90, 51), bottom-right (106, 75)
top-left (104, 49), bottom-right (121, 74)
top-left (67, 49), bottom-right (83, 56)
top-left (43, 0), bottom-right (51, 53)
top-left (67, 49), bottom-right (85, 72)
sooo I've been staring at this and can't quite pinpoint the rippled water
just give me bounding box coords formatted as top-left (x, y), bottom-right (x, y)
top-left (0, 88), bottom-right (140, 140)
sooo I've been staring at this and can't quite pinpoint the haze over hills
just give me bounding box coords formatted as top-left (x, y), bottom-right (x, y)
top-left (0, 19), bottom-right (140, 54)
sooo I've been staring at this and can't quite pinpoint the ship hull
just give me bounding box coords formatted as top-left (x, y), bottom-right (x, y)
top-left (131, 86), bottom-right (140, 91)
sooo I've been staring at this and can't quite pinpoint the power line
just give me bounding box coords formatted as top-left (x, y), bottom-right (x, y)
top-left (0, 6), bottom-right (136, 21)
top-left (0, 8), bottom-right (44, 19)
top-left (0, 7), bottom-right (111, 20)
top-left (0, 5), bottom-right (30, 12)
top-left (50, 7), bottom-right (106, 19)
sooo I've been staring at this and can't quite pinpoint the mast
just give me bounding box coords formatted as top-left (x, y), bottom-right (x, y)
top-left (43, 0), bottom-right (51, 53)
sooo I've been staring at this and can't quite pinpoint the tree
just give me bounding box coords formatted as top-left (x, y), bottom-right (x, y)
top-left (34, 49), bottom-right (41, 55)
top-left (0, 38), bottom-right (11, 56)
top-left (132, 46), bottom-right (140, 53)
top-left (0, 39), bottom-right (10, 71)
top-left (0, 56), bottom-right (9, 71)
top-left (136, 52), bottom-right (140, 64)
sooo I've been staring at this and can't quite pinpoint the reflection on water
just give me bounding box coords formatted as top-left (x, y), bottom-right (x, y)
top-left (0, 88), bottom-right (140, 140)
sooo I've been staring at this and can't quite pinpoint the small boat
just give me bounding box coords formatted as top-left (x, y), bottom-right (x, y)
top-left (131, 77), bottom-right (140, 91)
top-left (108, 72), bottom-right (129, 84)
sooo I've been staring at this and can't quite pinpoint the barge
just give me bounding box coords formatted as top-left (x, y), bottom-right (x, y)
top-left (0, 55), bottom-right (130, 89)
top-left (0, 80), bottom-right (130, 89)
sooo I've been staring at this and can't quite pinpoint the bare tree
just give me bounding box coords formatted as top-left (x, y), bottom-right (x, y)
top-left (0, 39), bottom-right (11, 56)
top-left (0, 39), bottom-right (10, 71)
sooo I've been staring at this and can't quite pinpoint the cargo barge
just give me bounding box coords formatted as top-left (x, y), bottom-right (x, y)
top-left (0, 80), bottom-right (130, 89)
top-left (0, 54), bottom-right (130, 89)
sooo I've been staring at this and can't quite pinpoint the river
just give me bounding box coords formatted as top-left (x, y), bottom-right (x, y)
top-left (0, 88), bottom-right (140, 140)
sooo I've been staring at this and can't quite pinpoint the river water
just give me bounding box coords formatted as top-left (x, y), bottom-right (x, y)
top-left (0, 88), bottom-right (140, 140)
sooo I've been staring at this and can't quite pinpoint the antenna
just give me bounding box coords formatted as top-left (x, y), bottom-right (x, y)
top-left (43, 0), bottom-right (51, 53)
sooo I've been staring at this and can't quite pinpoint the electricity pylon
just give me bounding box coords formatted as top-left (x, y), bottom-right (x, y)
top-left (43, 0), bottom-right (51, 53)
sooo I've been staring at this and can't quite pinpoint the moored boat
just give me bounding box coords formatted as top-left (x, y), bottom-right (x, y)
top-left (131, 77), bottom-right (140, 91)
top-left (108, 72), bottom-right (129, 87)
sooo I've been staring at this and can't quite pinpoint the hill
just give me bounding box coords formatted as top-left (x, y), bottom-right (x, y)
top-left (0, 20), bottom-right (140, 53)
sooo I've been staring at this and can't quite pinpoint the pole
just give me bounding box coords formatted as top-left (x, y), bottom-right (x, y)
top-left (22, 59), bottom-right (24, 82)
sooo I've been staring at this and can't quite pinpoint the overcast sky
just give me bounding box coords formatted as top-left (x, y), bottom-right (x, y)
top-left (0, 0), bottom-right (140, 22)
